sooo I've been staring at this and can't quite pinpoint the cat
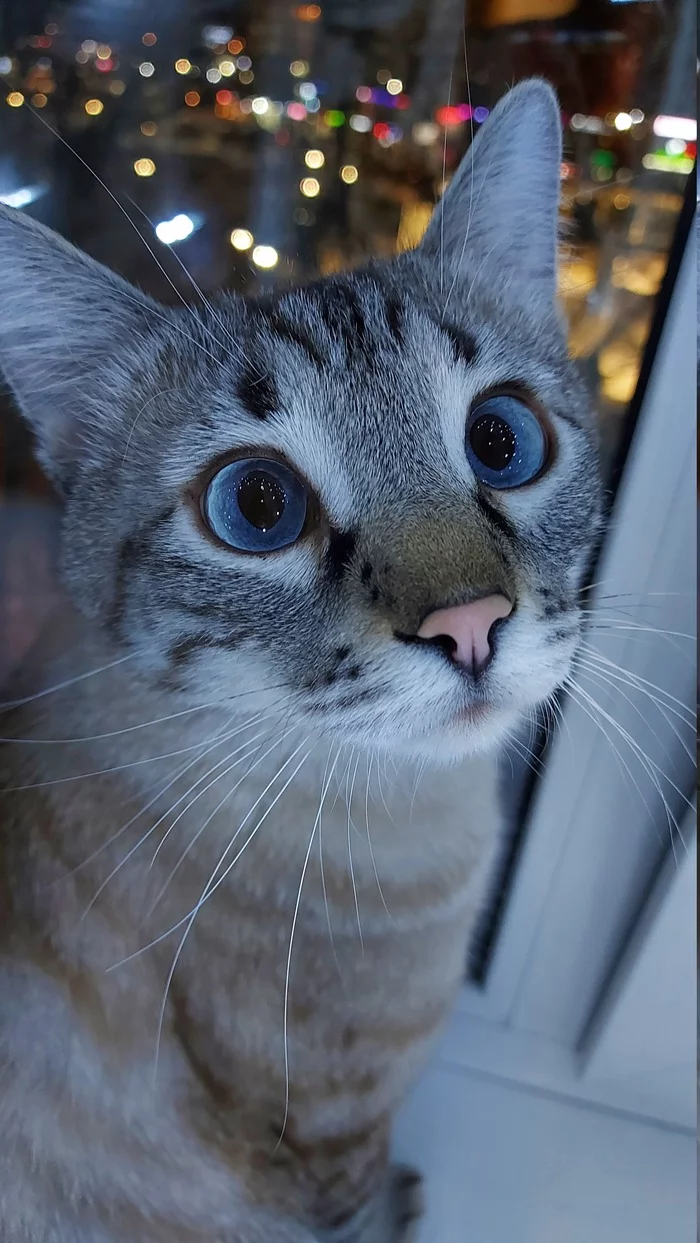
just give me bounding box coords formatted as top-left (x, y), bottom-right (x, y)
top-left (0, 79), bottom-right (600, 1242)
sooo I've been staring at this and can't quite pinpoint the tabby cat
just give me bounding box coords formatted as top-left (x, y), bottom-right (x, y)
top-left (0, 80), bottom-right (600, 1242)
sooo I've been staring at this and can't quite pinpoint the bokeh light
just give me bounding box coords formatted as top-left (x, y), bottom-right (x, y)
top-left (6, 92), bottom-right (24, 108)
top-left (230, 228), bottom-right (254, 250)
top-left (133, 157), bottom-right (156, 177)
top-left (142, 32), bottom-right (157, 47)
top-left (84, 98), bottom-right (104, 116)
top-left (175, 59), bottom-right (192, 75)
top-left (252, 244), bottom-right (278, 269)
top-left (340, 164), bottom-right (359, 184)
top-left (300, 177), bottom-right (320, 197)
top-left (184, 91), bottom-right (200, 107)
top-left (139, 62), bottom-right (155, 78)
top-left (304, 149), bottom-right (325, 169)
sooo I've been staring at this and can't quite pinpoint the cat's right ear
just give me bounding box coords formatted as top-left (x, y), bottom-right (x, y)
top-left (0, 205), bottom-right (160, 495)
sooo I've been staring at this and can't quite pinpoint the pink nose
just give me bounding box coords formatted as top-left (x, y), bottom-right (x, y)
top-left (417, 594), bottom-right (513, 675)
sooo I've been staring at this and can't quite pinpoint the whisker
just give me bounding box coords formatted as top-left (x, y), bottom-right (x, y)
top-left (150, 738), bottom-right (314, 1082)
top-left (79, 718), bottom-right (275, 919)
top-left (108, 739), bottom-right (314, 972)
top-left (577, 643), bottom-right (696, 724)
top-left (278, 747), bottom-right (341, 1148)
top-left (145, 722), bottom-right (299, 917)
top-left (0, 652), bottom-right (138, 712)
top-left (346, 748), bottom-right (364, 949)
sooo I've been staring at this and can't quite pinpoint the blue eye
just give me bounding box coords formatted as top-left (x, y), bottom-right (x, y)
top-left (203, 458), bottom-right (308, 552)
top-left (466, 395), bottom-right (548, 489)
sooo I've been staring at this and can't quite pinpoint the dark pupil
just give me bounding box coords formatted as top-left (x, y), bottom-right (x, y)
top-left (469, 414), bottom-right (517, 472)
top-left (236, 471), bottom-right (286, 530)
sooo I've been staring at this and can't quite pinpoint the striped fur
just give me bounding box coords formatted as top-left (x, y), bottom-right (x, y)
top-left (0, 83), bottom-right (601, 1240)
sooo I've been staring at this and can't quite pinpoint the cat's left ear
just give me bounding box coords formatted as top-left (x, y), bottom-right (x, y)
top-left (417, 79), bottom-right (562, 311)
top-left (0, 205), bottom-right (161, 494)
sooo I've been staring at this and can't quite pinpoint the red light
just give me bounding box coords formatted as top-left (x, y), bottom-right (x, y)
top-left (436, 105), bottom-right (463, 127)
top-left (216, 89), bottom-right (233, 105)
top-left (395, 94), bottom-right (410, 110)
top-left (373, 121), bottom-right (390, 140)
top-left (95, 58), bottom-right (113, 73)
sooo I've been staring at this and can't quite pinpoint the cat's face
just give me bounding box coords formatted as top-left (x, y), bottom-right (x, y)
top-left (0, 80), bottom-right (600, 762)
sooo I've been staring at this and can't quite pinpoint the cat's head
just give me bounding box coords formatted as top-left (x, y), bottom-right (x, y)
top-left (0, 80), bottom-right (601, 762)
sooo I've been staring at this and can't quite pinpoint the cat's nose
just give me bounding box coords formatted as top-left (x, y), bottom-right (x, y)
top-left (417, 594), bottom-right (513, 676)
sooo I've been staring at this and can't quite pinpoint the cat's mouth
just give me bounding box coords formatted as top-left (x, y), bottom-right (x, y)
top-left (452, 703), bottom-right (490, 726)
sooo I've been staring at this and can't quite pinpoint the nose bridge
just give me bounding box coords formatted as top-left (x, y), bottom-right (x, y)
top-left (360, 508), bottom-right (513, 632)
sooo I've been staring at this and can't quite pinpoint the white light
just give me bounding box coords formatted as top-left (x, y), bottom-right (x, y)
top-left (0, 56), bottom-right (12, 75)
top-left (299, 82), bottom-right (317, 101)
top-left (614, 112), bottom-right (633, 132)
top-left (251, 96), bottom-right (269, 115)
top-left (203, 25), bottom-right (233, 46)
top-left (206, 67), bottom-right (222, 84)
top-left (386, 78), bottom-right (402, 95)
top-left (412, 121), bottom-right (439, 145)
top-left (629, 108), bottom-right (644, 125)
top-left (230, 227), bottom-right (253, 250)
top-left (155, 214), bottom-right (194, 245)
top-left (349, 113), bottom-right (372, 133)
top-left (0, 184), bottom-right (43, 209)
top-left (653, 115), bottom-right (696, 141)
top-left (139, 61), bottom-right (155, 77)
top-left (665, 138), bottom-right (686, 155)
top-left (252, 244), bottom-right (278, 269)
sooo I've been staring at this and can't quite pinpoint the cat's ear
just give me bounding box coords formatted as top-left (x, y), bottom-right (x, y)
top-left (417, 79), bottom-right (562, 310)
top-left (0, 205), bottom-right (159, 494)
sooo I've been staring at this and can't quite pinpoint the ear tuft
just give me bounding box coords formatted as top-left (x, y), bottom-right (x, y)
top-left (418, 79), bottom-right (563, 311)
top-left (0, 206), bottom-right (160, 494)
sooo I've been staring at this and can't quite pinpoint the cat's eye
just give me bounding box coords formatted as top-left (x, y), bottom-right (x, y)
top-left (466, 394), bottom-right (548, 489)
top-left (202, 457), bottom-right (308, 552)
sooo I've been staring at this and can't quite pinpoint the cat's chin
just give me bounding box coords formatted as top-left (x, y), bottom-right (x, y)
top-left (384, 703), bottom-right (522, 766)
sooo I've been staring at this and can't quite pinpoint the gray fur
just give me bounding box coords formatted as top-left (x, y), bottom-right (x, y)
top-left (0, 80), bottom-right (601, 1241)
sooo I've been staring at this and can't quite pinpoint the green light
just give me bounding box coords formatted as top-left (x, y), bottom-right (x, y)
top-left (591, 149), bottom-right (615, 168)
top-left (325, 109), bottom-right (345, 128)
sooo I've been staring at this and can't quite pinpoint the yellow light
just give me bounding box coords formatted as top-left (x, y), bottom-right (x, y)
top-left (386, 78), bottom-right (402, 95)
top-left (96, 44), bottom-right (112, 60)
top-left (252, 244), bottom-right (279, 269)
top-left (133, 157), bottom-right (156, 177)
top-left (6, 92), bottom-right (24, 108)
top-left (251, 96), bottom-right (269, 115)
top-left (230, 228), bottom-right (254, 250)
top-left (184, 90), bottom-right (200, 107)
top-left (300, 177), bottom-right (320, 198)
top-left (304, 148), bottom-right (325, 169)
top-left (290, 59), bottom-right (309, 77)
top-left (175, 59), bottom-right (191, 75)
top-left (140, 120), bottom-right (157, 135)
top-left (108, 80), bottom-right (125, 96)
top-left (84, 98), bottom-right (104, 116)
top-left (31, 93), bottom-right (48, 108)
top-left (340, 164), bottom-right (358, 184)
top-left (614, 112), bottom-right (633, 132)
top-left (219, 59), bottom-right (235, 77)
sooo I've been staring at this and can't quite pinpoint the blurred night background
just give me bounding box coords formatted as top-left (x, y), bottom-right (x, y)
top-left (0, 0), bottom-right (696, 494)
